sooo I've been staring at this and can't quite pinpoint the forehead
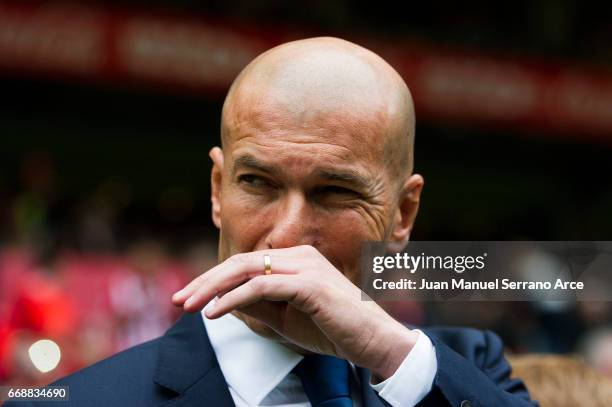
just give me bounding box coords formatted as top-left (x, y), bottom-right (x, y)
top-left (225, 94), bottom-right (390, 171)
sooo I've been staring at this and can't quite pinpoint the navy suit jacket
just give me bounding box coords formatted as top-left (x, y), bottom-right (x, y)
top-left (8, 312), bottom-right (536, 406)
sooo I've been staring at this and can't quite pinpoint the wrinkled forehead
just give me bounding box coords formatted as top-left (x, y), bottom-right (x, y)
top-left (224, 90), bottom-right (391, 169)
top-left (221, 40), bottom-right (414, 178)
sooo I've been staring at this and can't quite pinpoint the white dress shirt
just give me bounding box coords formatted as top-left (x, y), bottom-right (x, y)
top-left (202, 308), bottom-right (437, 407)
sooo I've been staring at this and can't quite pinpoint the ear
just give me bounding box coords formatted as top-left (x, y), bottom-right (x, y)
top-left (209, 147), bottom-right (224, 229)
top-left (388, 174), bottom-right (424, 252)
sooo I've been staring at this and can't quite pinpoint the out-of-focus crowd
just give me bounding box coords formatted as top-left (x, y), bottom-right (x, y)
top-left (0, 240), bottom-right (222, 386)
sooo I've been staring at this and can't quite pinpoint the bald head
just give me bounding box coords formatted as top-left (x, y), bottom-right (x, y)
top-left (210, 36), bottom-right (424, 286)
top-left (221, 37), bottom-right (416, 181)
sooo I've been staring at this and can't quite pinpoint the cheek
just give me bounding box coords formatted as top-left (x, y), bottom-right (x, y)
top-left (322, 210), bottom-right (378, 242)
top-left (219, 188), bottom-right (271, 255)
top-left (315, 210), bottom-right (385, 282)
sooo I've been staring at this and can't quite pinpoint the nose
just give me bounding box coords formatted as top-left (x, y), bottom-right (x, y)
top-left (265, 190), bottom-right (318, 249)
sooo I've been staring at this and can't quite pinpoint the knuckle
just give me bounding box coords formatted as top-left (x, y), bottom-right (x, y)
top-left (230, 252), bottom-right (248, 264)
top-left (308, 278), bottom-right (322, 293)
top-left (249, 276), bottom-right (267, 294)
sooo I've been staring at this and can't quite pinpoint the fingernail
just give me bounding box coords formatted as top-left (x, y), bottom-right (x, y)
top-left (205, 304), bottom-right (216, 318)
top-left (204, 299), bottom-right (216, 317)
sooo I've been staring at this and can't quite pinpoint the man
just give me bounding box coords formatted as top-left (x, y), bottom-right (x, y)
top-left (10, 37), bottom-right (535, 406)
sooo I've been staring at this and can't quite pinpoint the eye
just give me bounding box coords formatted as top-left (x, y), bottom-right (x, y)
top-left (238, 174), bottom-right (271, 187)
top-left (319, 185), bottom-right (360, 197)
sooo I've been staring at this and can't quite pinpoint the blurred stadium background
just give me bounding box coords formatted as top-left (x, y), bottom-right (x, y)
top-left (1, 0), bottom-right (612, 387)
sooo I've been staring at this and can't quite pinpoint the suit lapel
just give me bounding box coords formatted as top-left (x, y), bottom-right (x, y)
top-left (154, 312), bottom-right (235, 406)
top-left (357, 366), bottom-right (390, 407)
top-left (153, 312), bottom-right (390, 407)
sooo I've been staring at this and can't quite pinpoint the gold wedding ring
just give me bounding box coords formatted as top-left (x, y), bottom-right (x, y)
top-left (264, 254), bottom-right (272, 275)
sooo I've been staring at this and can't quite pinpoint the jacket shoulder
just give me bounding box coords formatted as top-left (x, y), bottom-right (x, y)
top-left (58, 337), bottom-right (160, 383)
top-left (49, 338), bottom-right (167, 406)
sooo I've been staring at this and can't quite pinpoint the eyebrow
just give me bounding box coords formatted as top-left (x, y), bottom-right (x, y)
top-left (232, 154), bottom-right (371, 189)
top-left (315, 169), bottom-right (371, 190)
top-left (232, 154), bottom-right (277, 176)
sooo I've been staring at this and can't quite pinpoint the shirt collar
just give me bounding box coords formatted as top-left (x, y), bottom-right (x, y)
top-left (202, 308), bottom-right (303, 405)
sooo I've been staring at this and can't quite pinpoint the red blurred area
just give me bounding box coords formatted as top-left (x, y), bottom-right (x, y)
top-left (0, 245), bottom-right (193, 385)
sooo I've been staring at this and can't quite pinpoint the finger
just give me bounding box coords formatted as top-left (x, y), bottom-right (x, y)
top-left (205, 274), bottom-right (302, 319)
top-left (172, 264), bottom-right (225, 305)
top-left (173, 253), bottom-right (264, 305)
top-left (172, 274), bottom-right (206, 304)
top-left (174, 246), bottom-right (317, 305)
top-left (182, 253), bottom-right (301, 312)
